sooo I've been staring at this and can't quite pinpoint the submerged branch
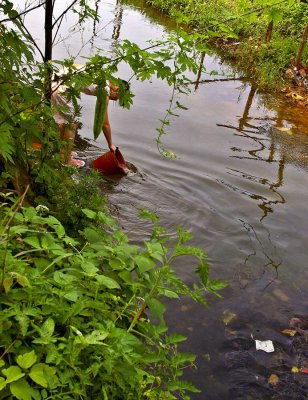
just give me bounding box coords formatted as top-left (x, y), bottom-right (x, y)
top-left (191, 76), bottom-right (248, 85)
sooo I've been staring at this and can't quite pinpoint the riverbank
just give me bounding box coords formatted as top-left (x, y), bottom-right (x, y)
top-left (146, 0), bottom-right (308, 101)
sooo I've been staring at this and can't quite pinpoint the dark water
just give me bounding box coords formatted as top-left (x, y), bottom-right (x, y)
top-left (18, 0), bottom-right (308, 398)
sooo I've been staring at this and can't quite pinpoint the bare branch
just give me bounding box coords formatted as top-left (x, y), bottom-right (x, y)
top-left (52, 0), bottom-right (78, 29)
top-left (0, 1), bottom-right (46, 24)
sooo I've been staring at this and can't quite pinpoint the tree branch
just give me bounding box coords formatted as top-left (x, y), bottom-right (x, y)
top-left (52, 0), bottom-right (78, 29)
top-left (0, 1), bottom-right (46, 24)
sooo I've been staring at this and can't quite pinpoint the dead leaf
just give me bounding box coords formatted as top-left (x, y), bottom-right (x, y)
top-left (268, 374), bottom-right (279, 386)
top-left (222, 310), bottom-right (236, 325)
top-left (291, 93), bottom-right (304, 101)
top-left (281, 329), bottom-right (297, 337)
top-left (273, 288), bottom-right (289, 302)
top-left (276, 126), bottom-right (290, 132)
top-left (291, 366), bottom-right (299, 373)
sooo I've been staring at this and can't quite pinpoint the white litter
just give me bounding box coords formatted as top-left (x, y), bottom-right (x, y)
top-left (255, 340), bottom-right (275, 353)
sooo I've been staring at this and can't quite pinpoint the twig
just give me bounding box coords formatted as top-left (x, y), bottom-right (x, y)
top-left (52, 0), bottom-right (78, 29)
top-left (0, 1), bottom-right (46, 24)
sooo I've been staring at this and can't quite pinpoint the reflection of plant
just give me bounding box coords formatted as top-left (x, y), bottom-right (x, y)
top-left (0, 192), bottom-right (226, 399)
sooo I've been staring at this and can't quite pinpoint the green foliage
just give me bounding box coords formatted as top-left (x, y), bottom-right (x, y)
top-left (146, 0), bottom-right (308, 89)
top-left (0, 193), bottom-right (226, 399)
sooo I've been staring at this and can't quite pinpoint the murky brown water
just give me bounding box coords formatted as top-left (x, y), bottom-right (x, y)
top-left (18, 0), bottom-right (308, 398)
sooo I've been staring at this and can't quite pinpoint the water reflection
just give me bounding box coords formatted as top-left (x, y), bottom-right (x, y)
top-left (235, 219), bottom-right (282, 289)
top-left (215, 83), bottom-right (289, 221)
top-left (112, 0), bottom-right (124, 44)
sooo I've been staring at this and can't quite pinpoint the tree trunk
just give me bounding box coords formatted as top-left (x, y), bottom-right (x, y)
top-left (44, 0), bottom-right (53, 101)
top-left (295, 22), bottom-right (308, 68)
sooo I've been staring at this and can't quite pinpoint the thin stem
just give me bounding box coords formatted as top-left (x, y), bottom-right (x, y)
top-left (0, 1), bottom-right (46, 24)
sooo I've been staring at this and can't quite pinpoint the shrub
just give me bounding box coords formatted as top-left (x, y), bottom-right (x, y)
top-left (0, 192), bottom-right (226, 399)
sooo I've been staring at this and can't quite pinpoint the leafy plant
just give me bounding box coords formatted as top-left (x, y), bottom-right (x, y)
top-left (0, 192), bottom-right (226, 399)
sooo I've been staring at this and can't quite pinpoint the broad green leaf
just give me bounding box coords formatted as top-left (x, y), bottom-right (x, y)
top-left (10, 378), bottom-right (40, 400)
top-left (208, 280), bottom-right (228, 291)
top-left (23, 236), bottom-right (41, 249)
top-left (0, 377), bottom-right (6, 390)
top-left (84, 330), bottom-right (109, 345)
top-left (64, 291), bottom-right (79, 302)
top-left (16, 351), bottom-right (37, 369)
top-left (148, 299), bottom-right (166, 324)
top-left (135, 255), bottom-right (156, 274)
top-left (161, 289), bottom-right (179, 299)
top-left (0, 123), bottom-right (14, 162)
top-left (81, 261), bottom-right (99, 276)
top-left (41, 318), bottom-right (55, 337)
top-left (16, 274), bottom-right (30, 288)
top-left (2, 366), bottom-right (25, 383)
top-left (167, 333), bottom-right (187, 344)
top-left (138, 209), bottom-right (159, 222)
top-left (83, 227), bottom-right (102, 243)
top-left (3, 276), bottom-right (13, 293)
top-left (81, 209), bottom-right (97, 219)
top-left (145, 242), bottom-right (164, 262)
top-left (96, 275), bottom-right (120, 289)
top-left (196, 260), bottom-right (209, 287)
top-left (29, 364), bottom-right (58, 388)
top-left (109, 259), bottom-right (125, 270)
top-left (53, 271), bottom-right (76, 285)
top-left (44, 216), bottom-right (65, 238)
top-left (172, 352), bottom-right (196, 364)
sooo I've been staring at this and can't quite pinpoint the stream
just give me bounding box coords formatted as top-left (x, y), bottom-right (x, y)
top-left (21, 0), bottom-right (308, 398)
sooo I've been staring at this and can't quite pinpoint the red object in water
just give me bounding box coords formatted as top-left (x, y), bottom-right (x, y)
top-left (92, 147), bottom-right (129, 175)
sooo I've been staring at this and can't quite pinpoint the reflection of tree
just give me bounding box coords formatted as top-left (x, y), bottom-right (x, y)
top-left (90, 0), bottom-right (101, 49)
top-left (194, 52), bottom-right (205, 91)
top-left (112, 0), bottom-right (123, 45)
top-left (217, 85), bottom-right (286, 221)
top-left (234, 220), bottom-right (281, 289)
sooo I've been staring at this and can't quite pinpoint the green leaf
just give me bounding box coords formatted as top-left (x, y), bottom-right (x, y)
top-left (109, 259), bottom-right (125, 270)
top-left (41, 318), bottom-right (55, 337)
top-left (84, 330), bottom-right (109, 345)
top-left (135, 255), bottom-right (156, 274)
top-left (81, 209), bottom-right (97, 219)
top-left (2, 366), bottom-right (25, 383)
top-left (96, 275), bottom-right (120, 289)
top-left (208, 280), bottom-right (228, 291)
top-left (196, 260), bottom-right (209, 287)
top-left (81, 261), bottom-right (99, 276)
top-left (16, 351), bottom-right (37, 369)
top-left (64, 291), bottom-right (79, 302)
top-left (10, 378), bottom-right (40, 400)
top-left (138, 209), bottom-right (159, 222)
top-left (161, 289), bottom-right (179, 299)
top-left (23, 236), bottom-right (41, 249)
top-left (16, 274), bottom-right (30, 288)
top-left (0, 377), bottom-right (6, 390)
top-left (29, 364), bottom-right (58, 388)
top-left (167, 333), bottom-right (187, 344)
top-left (3, 276), bottom-right (13, 293)
top-left (148, 299), bottom-right (166, 324)
top-left (0, 123), bottom-right (14, 162)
